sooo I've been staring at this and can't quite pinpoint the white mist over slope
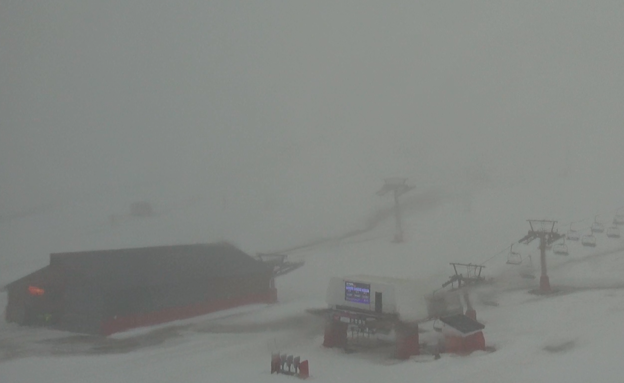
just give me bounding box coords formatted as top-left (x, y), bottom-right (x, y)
top-left (3, 1), bottom-right (624, 263)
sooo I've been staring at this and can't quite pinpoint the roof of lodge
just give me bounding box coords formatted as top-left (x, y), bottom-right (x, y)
top-left (5, 242), bottom-right (272, 291)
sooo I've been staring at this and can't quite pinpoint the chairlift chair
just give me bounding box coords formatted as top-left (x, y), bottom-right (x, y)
top-left (581, 234), bottom-right (597, 247)
top-left (606, 226), bottom-right (621, 238)
top-left (567, 229), bottom-right (580, 241)
top-left (614, 213), bottom-right (624, 225)
top-left (553, 239), bottom-right (569, 255)
top-left (506, 244), bottom-right (522, 265)
top-left (591, 222), bottom-right (605, 233)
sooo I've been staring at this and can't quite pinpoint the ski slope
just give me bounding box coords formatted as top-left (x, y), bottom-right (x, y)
top-left (2, 172), bottom-right (624, 382)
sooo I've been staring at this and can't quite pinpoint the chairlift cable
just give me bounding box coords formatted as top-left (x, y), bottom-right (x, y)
top-left (478, 244), bottom-right (512, 266)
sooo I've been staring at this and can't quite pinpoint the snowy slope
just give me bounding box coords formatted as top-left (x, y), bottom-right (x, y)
top-left (3, 172), bottom-right (624, 382)
top-left (3, 243), bottom-right (624, 383)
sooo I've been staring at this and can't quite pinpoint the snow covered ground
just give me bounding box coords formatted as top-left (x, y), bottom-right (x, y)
top-left (2, 173), bottom-right (624, 383)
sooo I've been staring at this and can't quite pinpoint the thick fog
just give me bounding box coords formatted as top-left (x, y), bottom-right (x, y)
top-left (2, 1), bottom-right (624, 282)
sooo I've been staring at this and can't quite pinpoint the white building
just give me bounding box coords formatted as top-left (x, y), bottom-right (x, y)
top-left (325, 275), bottom-right (432, 323)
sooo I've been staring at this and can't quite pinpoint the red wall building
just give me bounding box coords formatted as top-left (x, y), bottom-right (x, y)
top-left (4, 243), bottom-right (277, 335)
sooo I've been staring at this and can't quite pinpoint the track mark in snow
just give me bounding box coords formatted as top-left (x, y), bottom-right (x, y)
top-left (543, 339), bottom-right (576, 353)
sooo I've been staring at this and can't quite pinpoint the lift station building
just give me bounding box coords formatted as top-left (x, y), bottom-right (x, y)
top-left (323, 275), bottom-right (432, 359)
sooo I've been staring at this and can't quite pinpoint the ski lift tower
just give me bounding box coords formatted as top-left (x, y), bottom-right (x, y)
top-left (376, 178), bottom-right (414, 243)
top-left (518, 220), bottom-right (564, 294)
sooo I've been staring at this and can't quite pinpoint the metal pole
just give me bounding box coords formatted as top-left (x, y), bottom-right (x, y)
top-left (393, 189), bottom-right (403, 242)
top-left (539, 233), bottom-right (551, 292)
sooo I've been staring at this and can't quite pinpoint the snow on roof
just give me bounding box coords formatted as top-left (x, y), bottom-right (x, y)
top-left (440, 314), bottom-right (485, 336)
top-left (342, 274), bottom-right (420, 286)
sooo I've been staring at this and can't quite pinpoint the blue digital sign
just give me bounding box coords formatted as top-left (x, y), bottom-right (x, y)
top-left (345, 281), bottom-right (370, 304)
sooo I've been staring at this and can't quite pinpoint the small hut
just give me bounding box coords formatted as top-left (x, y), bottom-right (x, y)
top-left (439, 314), bottom-right (486, 354)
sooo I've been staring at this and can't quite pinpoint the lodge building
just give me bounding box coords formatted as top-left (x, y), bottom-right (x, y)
top-left (4, 242), bottom-right (277, 335)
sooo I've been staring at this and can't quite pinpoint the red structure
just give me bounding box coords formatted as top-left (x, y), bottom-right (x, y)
top-left (322, 275), bottom-right (425, 360)
top-left (395, 322), bottom-right (420, 359)
top-left (271, 353), bottom-right (309, 379)
top-left (445, 332), bottom-right (486, 354)
top-left (4, 243), bottom-right (277, 335)
top-left (322, 320), bottom-right (348, 348)
top-left (299, 360), bottom-right (309, 379)
top-left (440, 314), bottom-right (486, 354)
top-left (517, 220), bottom-right (564, 294)
top-left (322, 312), bottom-right (419, 360)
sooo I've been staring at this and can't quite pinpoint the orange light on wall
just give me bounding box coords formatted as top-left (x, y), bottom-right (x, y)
top-left (28, 286), bottom-right (45, 296)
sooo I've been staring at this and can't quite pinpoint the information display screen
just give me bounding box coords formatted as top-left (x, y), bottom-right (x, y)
top-left (345, 281), bottom-right (370, 304)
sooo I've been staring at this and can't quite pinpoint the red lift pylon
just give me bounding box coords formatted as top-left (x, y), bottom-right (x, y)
top-left (518, 220), bottom-right (564, 293)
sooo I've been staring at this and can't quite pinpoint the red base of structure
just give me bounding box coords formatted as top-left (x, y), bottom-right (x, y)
top-left (268, 287), bottom-right (278, 303)
top-left (101, 291), bottom-right (276, 335)
top-left (395, 324), bottom-right (419, 359)
top-left (299, 360), bottom-right (309, 379)
top-left (322, 321), bottom-right (348, 348)
top-left (271, 355), bottom-right (309, 379)
top-left (445, 331), bottom-right (485, 354)
top-left (271, 355), bottom-right (280, 374)
top-left (540, 275), bottom-right (551, 293)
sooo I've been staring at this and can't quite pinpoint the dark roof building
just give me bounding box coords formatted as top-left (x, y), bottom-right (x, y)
top-left (4, 243), bottom-right (276, 335)
top-left (440, 314), bottom-right (486, 354)
top-left (439, 314), bottom-right (485, 335)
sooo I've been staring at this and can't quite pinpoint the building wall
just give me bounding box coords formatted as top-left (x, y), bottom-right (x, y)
top-left (99, 273), bottom-right (275, 335)
top-left (5, 288), bottom-right (28, 323)
top-left (6, 264), bottom-right (275, 335)
top-left (5, 280), bottom-right (66, 327)
top-left (326, 277), bottom-right (398, 314)
top-left (60, 284), bottom-right (105, 335)
top-left (325, 276), bottom-right (430, 321)
top-left (101, 273), bottom-right (273, 320)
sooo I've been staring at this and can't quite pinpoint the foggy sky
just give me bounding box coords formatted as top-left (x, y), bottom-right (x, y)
top-left (2, 1), bottom-right (624, 251)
